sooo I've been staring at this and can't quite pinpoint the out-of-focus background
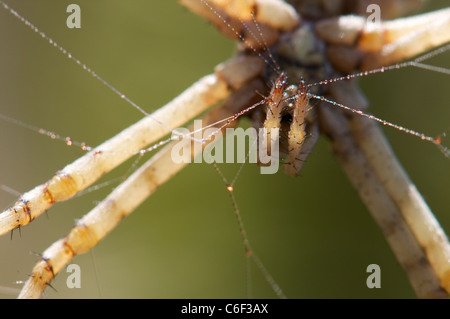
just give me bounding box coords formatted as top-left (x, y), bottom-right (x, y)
top-left (0, 0), bottom-right (448, 298)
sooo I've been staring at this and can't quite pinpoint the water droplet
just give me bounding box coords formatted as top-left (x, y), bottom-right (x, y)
top-left (65, 137), bottom-right (73, 146)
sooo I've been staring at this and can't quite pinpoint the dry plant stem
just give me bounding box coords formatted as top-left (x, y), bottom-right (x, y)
top-left (0, 74), bottom-right (230, 236)
top-left (351, 116), bottom-right (450, 293)
top-left (17, 103), bottom-right (240, 299)
top-left (319, 104), bottom-right (447, 298)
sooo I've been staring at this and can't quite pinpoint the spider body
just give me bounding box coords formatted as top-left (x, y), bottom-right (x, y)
top-left (252, 19), bottom-right (328, 175)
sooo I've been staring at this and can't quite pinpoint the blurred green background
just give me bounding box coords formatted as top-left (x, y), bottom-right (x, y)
top-left (0, 0), bottom-right (448, 299)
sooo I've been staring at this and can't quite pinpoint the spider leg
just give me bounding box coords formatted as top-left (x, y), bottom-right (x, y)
top-left (0, 74), bottom-right (230, 236)
top-left (16, 61), bottom-right (268, 298)
top-left (316, 7), bottom-right (450, 72)
top-left (284, 80), bottom-right (308, 176)
top-left (16, 89), bottom-right (258, 298)
top-left (351, 114), bottom-right (450, 295)
top-left (262, 73), bottom-right (288, 157)
top-left (319, 79), bottom-right (449, 298)
top-left (346, 0), bottom-right (429, 19)
top-left (179, 0), bottom-right (300, 49)
top-left (291, 0), bottom-right (429, 20)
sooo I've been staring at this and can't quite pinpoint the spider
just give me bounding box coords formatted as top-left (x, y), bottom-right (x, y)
top-left (0, 0), bottom-right (449, 298)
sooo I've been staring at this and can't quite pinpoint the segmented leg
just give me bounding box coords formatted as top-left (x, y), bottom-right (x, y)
top-left (0, 74), bottom-right (230, 235)
top-left (3, 0), bottom-right (449, 299)
top-left (17, 77), bottom-right (263, 299)
top-left (180, 0), bottom-right (300, 49)
top-left (284, 80), bottom-right (308, 176)
top-left (315, 7), bottom-right (450, 71)
top-left (262, 72), bottom-right (288, 157)
top-left (320, 100), bottom-right (448, 298)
